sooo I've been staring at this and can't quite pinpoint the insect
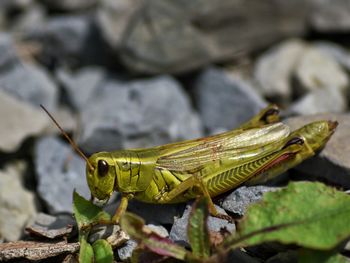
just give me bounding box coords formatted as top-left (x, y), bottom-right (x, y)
top-left (41, 105), bottom-right (337, 223)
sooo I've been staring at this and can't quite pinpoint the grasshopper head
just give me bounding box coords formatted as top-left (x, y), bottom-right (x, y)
top-left (86, 152), bottom-right (116, 203)
top-left (292, 120), bottom-right (337, 152)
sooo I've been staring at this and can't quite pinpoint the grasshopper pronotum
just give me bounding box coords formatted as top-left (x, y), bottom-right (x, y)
top-left (41, 105), bottom-right (337, 223)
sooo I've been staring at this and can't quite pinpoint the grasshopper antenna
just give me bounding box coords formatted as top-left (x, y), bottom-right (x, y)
top-left (40, 105), bottom-right (94, 171)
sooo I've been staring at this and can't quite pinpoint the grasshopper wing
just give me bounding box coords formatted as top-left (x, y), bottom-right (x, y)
top-left (156, 123), bottom-right (290, 172)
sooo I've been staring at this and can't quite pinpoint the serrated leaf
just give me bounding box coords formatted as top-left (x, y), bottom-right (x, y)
top-left (79, 233), bottom-right (94, 263)
top-left (298, 249), bottom-right (349, 263)
top-left (226, 182), bottom-right (350, 250)
top-left (188, 197), bottom-right (210, 259)
top-left (92, 239), bottom-right (114, 263)
top-left (73, 191), bottom-right (111, 230)
top-left (120, 212), bottom-right (187, 260)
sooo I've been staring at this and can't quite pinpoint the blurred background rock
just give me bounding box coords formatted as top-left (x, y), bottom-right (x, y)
top-left (0, 0), bottom-right (350, 261)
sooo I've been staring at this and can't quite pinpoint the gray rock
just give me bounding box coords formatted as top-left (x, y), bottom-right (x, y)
top-left (98, 0), bottom-right (309, 74)
top-left (117, 239), bottom-right (138, 261)
top-left (26, 213), bottom-right (75, 239)
top-left (0, 33), bottom-right (19, 70)
top-left (221, 185), bottom-right (280, 216)
top-left (254, 39), bottom-right (306, 103)
top-left (56, 66), bottom-right (105, 110)
top-left (285, 114), bottom-right (350, 189)
top-left (310, 0), bottom-right (350, 32)
top-left (116, 224), bottom-right (168, 261)
top-left (127, 201), bottom-right (185, 225)
top-left (27, 15), bottom-right (96, 64)
top-left (0, 63), bottom-right (58, 110)
top-left (315, 41), bottom-right (350, 71)
top-left (11, 4), bottom-right (46, 33)
top-left (0, 90), bottom-right (49, 152)
top-left (147, 224), bottom-right (169, 238)
top-left (78, 75), bottom-right (203, 153)
top-left (89, 224), bottom-right (129, 248)
top-left (41, 0), bottom-right (97, 11)
top-left (194, 67), bottom-right (267, 133)
top-left (0, 0), bottom-right (32, 10)
top-left (169, 204), bottom-right (235, 243)
top-left (288, 88), bottom-right (347, 115)
top-left (0, 162), bottom-right (37, 241)
top-left (34, 136), bottom-right (91, 213)
top-left (295, 46), bottom-right (349, 93)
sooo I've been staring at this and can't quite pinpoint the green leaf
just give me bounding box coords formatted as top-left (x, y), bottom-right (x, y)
top-left (227, 182), bottom-right (350, 250)
top-left (92, 239), bottom-right (114, 263)
top-left (298, 249), bottom-right (349, 263)
top-left (73, 191), bottom-right (111, 230)
top-left (79, 233), bottom-right (94, 263)
top-left (188, 197), bottom-right (210, 259)
top-left (120, 212), bottom-right (187, 260)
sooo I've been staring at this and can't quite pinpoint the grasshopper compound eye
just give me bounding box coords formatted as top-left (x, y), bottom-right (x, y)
top-left (98, 159), bottom-right (109, 177)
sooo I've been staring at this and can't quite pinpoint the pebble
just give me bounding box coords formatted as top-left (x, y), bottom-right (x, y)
top-left (0, 90), bottom-right (49, 152)
top-left (221, 185), bottom-right (280, 216)
top-left (169, 204), bottom-right (235, 243)
top-left (194, 67), bottom-right (267, 133)
top-left (288, 88), bottom-right (347, 115)
top-left (127, 201), bottom-right (185, 225)
top-left (78, 75), bottom-right (203, 153)
top-left (285, 114), bottom-right (350, 189)
top-left (56, 66), bottom-right (105, 110)
top-left (310, 0), bottom-right (350, 32)
top-left (0, 33), bottom-right (19, 70)
top-left (254, 39), bottom-right (306, 103)
top-left (34, 136), bottom-right (91, 213)
top-left (0, 162), bottom-right (37, 241)
top-left (295, 46), bottom-right (349, 93)
top-left (41, 0), bottom-right (97, 11)
top-left (315, 41), bottom-right (350, 71)
top-left (0, 63), bottom-right (58, 111)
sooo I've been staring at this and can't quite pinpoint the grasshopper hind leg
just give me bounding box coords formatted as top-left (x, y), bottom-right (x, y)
top-left (158, 173), bottom-right (234, 222)
top-left (239, 104), bottom-right (280, 129)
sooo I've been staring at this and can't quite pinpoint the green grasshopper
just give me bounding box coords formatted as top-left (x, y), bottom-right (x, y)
top-left (41, 105), bottom-right (337, 223)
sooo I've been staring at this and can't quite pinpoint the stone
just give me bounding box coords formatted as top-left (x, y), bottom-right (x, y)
top-left (254, 39), bottom-right (306, 103)
top-left (127, 201), bottom-right (185, 225)
top-left (98, 0), bottom-right (309, 74)
top-left (0, 162), bottom-right (37, 241)
top-left (221, 185), bottom-right (280, 216)
top-left (146, 224), bottom-right (169, 238)
top-left (288, 88), bottom-right (347, 115)
top-left (41, 0), bottom-right (97, 11)
top-left (0, 33), bottom-right (19, 70)
top-left (0, 90), bottom-right (49, 152)
top-left (295, 46), bottom-right (349, 93)
top-left (26, 213), bottom-right (75, 239)
top-left (0, 63), bottom-right (58, 111)
top-left (117, 239), bottom-right (138, 262)
top-left (285, 114), bottom-right (350, 189)
top-left (34, 136), bottom-right (91, 213)
top-left (0, 0), bottom-right (32, 11)
top-left (310, 0), bottom-right (350, 32)
top-left (169, 204), bottom-right (235, 243)
top-left (26, 15), bottom-right (108, 66)
top-left (78, 75), bottom-right (203, 153)
top-left (194, 67), bottom-right (267, 133)
top-left (56, 66), bottom-right (105, 110)
top-left (315, 41), bottom-right (350, 71)
top-left (11, 3), bottom-right (46, 33)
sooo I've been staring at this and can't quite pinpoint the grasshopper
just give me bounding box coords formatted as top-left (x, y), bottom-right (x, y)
top-left (41, 105), bottom-right (337, 223)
